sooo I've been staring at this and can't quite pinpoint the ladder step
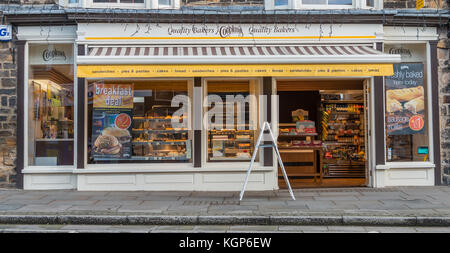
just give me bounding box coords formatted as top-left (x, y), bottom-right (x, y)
top-left (259, 145), bottom-right (274, 148)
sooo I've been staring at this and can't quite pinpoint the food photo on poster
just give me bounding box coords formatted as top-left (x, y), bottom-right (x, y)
top-left (91, 83), bottom-right (134, 160)
top-left (385, 63), bottom-right (425, 135)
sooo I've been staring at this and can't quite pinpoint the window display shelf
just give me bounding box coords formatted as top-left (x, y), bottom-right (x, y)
top-left (132, 141), bottom-right (188, 145)
top-left (132, 156), bottom-right (189, 161)
top-left (36, 138), bottom-right (74, 142)
top-left (323, 100), bottom-right (364, 104)
top-left (279, 133), bottom-right (318, 137)
top-left (208, 156), bottom-right (251, 161)
top-left (132, 129), bottom-right (188, 133)
top-left (133, 118), bottom-right (174, 122)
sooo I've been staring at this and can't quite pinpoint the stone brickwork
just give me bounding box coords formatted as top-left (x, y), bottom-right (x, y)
top-left (384, 0), bottom-right (448, 8)
top-left (0, 26), bottom-right (17, 188)
top-left (439, 25), bottom-right (450, 185)
top-left (182, 0), bottom-right (263, 6)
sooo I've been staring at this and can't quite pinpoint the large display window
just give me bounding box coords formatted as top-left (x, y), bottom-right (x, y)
top-left (205, 80), bottom-right (259, 162)
top-left (87, 80), bottom-right (192, 164)
top-left (27, 43), bottom-right (74, 166)
top-left (384, 44), bottom-right (429, 162)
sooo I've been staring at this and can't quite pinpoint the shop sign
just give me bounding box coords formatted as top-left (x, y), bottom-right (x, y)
top-left (29, 44), bottom-right (73, 65)
top-left (0, 25), bottom-right (12, 41)
top-left (79, 23), bottom-right (382, 42)
top-left (385, 44), bottom-right (425, 63)
top-left (385, 63), bottom-right (425, 135)
top-left (91, 83), bottom-right (134, 160)
top-left (77, 64), bottom-right (394, 78)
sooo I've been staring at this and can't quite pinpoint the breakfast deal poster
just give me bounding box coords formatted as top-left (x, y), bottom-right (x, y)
top-left (385, 63), bottom-right (425, 135)
top-left (91, 83), bottom-right (134, 160)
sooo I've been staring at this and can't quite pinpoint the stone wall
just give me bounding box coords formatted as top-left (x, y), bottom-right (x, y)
top-left (439, 25), bottom-right (450, 185)
top-left (384, 0), bottom-right (448, 8)
top-left (0, 24), bottom-right (17, 188)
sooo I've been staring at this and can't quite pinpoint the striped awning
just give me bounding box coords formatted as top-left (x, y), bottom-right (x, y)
top-left (79, 44), bottom-right (400, 64)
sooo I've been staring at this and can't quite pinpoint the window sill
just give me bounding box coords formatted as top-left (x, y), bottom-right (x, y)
top-left (76, 162), bottom-right (273, 174)
top-left (22, 166), bottom-right (75, 174)
top-left (376, 162), bottom-right (435, 170)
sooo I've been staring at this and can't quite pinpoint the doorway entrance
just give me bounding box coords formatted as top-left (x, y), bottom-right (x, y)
top-left (276, 79), bottom-right (370, 188)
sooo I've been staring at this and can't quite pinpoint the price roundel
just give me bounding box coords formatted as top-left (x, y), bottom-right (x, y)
top-left (409, 115), bottom-right (424, 131)
top-left (115, 113), bottom-right (131, 130)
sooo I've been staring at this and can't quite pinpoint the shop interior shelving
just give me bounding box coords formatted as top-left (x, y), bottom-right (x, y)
top-left (131, 117), bottom-right (191, 161)
top-left (321, 100), bottom-right (366, 178)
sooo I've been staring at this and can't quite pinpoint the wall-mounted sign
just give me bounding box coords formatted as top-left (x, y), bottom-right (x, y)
top-left (416, 0), bottom-right (424, 10)
top-left (385, 44), bottom-right (425, 63)
top-left (29, 44), bottom-right (73, 65)
top-left (0, 25), bottom-right (12, 41)
top-left (385, 63), bottom-right (425, 135)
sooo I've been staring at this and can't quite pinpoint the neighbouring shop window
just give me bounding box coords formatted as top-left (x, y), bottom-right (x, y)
top-left (275, 0), bottom-right (289, 6)
top-left (385, 63), bottom-right (429, 162)
top-left (93, 0), bottom-right (144, 3)
top-left (28, 44), bottom-right (74, 166)
top-left (302, 0), bottom-right (352, 5)
top-left (366, 0), bottom-right (374, 7)
top-left (87, 80), bottom-right (192, 164)
top-left (206, 81), bottom-right (258, 162)
top-left (158, 0), bottom-right (171, 5)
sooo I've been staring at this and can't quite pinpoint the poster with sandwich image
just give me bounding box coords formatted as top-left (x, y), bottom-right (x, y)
top-left (91, 83), bottom-right (134, 160)
top-left (385, 63), bottom-right (425, 135)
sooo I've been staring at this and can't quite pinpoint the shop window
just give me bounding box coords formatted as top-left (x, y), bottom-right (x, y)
top-left (28, 44), bottom-right (75, 166)
top-left (384, 44), bottom-right (429, 162)
top-left (205, 81), bottom-right (259, 162)
top-left (87, 80), bottom-right (192, 164)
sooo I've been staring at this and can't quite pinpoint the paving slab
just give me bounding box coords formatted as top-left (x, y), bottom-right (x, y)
top-left (0, 204), bottom-right (25, 211)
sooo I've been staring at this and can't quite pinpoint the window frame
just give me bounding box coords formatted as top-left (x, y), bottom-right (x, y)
top-left (383, 42), bottom-right (434, 166)
top-left (84, 77), bottom-right (194, 169)
top-left (24, 41), bottom-right (78, 170)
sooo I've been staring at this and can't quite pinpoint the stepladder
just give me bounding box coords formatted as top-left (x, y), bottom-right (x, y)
top-left (239, 122), bottom-right (295, 201)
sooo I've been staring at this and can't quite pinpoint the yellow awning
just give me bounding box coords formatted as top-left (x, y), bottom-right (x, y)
top-left (77, 64), bottom-right (394, 78)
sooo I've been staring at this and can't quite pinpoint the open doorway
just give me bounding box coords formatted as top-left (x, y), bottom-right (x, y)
top-left (276, 79), bottom-right (369, 188)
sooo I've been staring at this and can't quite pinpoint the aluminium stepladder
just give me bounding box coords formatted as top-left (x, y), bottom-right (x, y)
top-left (239, 121), bottom-right (295, 201)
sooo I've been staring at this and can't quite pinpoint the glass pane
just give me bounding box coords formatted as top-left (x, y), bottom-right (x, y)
top-left (206, 81), bottom-right (258, 162)
top-left (92, 0), bottom-right (118, 3)
top-left (68, 0), bottom-right (78, 3)
top-left (385, 63), bottom-right (429, 162)
top-left (275, 0), bottom-right (289, 6)
top-left (366, 0), bottom-right (375, 7)
top-left (28, 44), bottom-right (74, 166)
top-left (303, 0), bottom-right (327, 4)
top-left (120, 0), bottom-right (145, 3)
top-left (158, 0), bottom-right (171, 5)
top-left (328, 0), bottom-right (352, 4)
top-left (87, 80), bottom-right (192, 164)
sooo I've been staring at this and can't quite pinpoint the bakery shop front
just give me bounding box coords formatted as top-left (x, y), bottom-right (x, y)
top-left (19, 23), bottom-right (441, 191)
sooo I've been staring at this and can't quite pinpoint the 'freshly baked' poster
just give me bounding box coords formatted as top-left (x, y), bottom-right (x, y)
top-left (385, 63), bottom-right (425, 135)
top-left (91, 83), bottom-right (134, 160)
